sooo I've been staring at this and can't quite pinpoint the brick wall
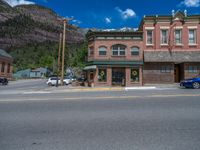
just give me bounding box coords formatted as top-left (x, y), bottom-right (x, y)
top-left (88, 39), bottom-right (143, 62)
top-left (143, 62), bottom-right (174, 84)
top-left (184, 63), bottom-right (200, 79)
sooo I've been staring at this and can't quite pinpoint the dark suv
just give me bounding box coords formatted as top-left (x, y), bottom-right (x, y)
top-left (0, 77), bottom-right (8, 85)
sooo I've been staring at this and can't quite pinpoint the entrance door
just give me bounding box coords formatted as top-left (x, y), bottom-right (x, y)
top-left (174, 64), bottom-right (180, 83)
top-left (112, 68), bottom-right (125, 86)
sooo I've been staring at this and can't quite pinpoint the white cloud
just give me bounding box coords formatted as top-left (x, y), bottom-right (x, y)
top-left (3, 0), bottom-right (35, 7)
top-left (115, 7), bottom-right (136, 19)
top-left (180, 0), bottom-right (200, 7)
top-left (72, 19), bottom-right (82, 24)
top-left (105, 17), bottom-right (112, 23)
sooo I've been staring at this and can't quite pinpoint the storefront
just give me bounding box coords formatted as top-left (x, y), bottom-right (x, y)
top-left (84, 61), bottom-right (143, 87)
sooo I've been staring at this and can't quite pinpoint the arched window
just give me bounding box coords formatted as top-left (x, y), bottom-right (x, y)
top-left (112, 44), bottom-right (126, 56)
top-left (131, 47), bottom-right (140, 55)
top-left (98, 46), bottom-right (107, 56)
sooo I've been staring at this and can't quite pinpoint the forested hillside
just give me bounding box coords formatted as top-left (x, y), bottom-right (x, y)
top-left (0, 0), bottom-right (87, 72)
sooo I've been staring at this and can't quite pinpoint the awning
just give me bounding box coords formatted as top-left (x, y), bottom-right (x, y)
top-left (144, 51), bottom-right (200, 62)
top-left (83, 65), bottom-right (97, 71)
top-left (87, 61), bottom-right (143, 66)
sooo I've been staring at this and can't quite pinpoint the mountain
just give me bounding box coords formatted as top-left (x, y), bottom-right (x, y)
top-left (0, 1), bottom-right (87, 72)
top-left (0, 1), bottom-right (85, 50)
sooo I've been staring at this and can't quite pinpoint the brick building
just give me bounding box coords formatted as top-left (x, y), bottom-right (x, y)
top-left (0, 49), bottom-right (13, 79)
top-left (86, 11), bottom-right (200, 86)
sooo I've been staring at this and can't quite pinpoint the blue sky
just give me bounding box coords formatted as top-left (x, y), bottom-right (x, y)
top-left (4, 0), bottom-right (200, 28)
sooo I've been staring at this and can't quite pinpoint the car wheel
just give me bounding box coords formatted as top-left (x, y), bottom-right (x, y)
top-left (64, 82), bottom-right (68, 85)
top-left (48, 83), bottom-right (52, 86)
top-left (192, 82), bottom-right (200, 89)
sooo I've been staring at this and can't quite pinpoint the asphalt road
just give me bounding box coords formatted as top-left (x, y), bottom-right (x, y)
top-left (0, 80), bottom-right (200, 150)
top-left (0, 79), bottom-right (47, 92)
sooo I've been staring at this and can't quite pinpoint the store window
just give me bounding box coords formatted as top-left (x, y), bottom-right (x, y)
top-left (131, 69), bottom-right (140, 82)
top-left (161, 66), bottom-right (171, 73)
top-left (98, 69), bottom-right (107, 82)
top-left (188, 66), bottom-right (198, 73)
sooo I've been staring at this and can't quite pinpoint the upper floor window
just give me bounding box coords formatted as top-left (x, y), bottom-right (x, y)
top-left (146, 30), bottom-right (153, 45)
top-left (98, 46), bottom-right (107, 56)
top-left (189, 29), bottom-right (197, 44)
top-left (175, 29), bottom-right (182, 44)
top-left (131, 47), bottom-right (140, 55)
top-left (112, 44), bottom-right (126, 56)
top-left (161, 29), bottom-right (168, 44)
top-left (89, 47), bottom-right (94, 56)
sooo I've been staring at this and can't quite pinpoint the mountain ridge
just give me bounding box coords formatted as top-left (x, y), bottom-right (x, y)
top-left (0, 1), bottom-right (85, 51)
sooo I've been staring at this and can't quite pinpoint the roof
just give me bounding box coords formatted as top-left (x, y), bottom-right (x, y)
top-left (139, 11), bottom-right (200, 30)
top-left (144, 51), bottom-right (200, 62)
top-left (0, 49), bottom-right (12, 59)
top-left (86, 29), bottom-right (143, 39)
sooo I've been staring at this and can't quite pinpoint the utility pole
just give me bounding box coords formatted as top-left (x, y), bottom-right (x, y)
top-left (61, 19), bottom-right (67, 86)
top-left (58, 33), bottom-right (62, 74)
top-left (59, 18), bottom-right (73, 86)
top-left (56, 33), bottom-right (62, 87)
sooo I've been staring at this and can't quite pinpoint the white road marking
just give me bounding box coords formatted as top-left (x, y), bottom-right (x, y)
top-left (125, 87), bottom-right (156, 90)
top-left (22, 91), bottom-right (51, 94)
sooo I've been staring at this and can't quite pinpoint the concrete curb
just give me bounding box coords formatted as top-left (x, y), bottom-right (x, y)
top-left (46, 86), bottom-right (159, 93)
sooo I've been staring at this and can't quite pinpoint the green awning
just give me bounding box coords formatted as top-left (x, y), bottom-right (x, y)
top-left (83, 65), bottom-right (97, 71)
top-left (87, 61), bottom-right (143, 66)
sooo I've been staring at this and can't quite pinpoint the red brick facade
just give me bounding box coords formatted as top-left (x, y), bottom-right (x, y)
top-left (86, 11), bottom-right (200, 86)
top-left (141, 11), bottom-right (200, 83)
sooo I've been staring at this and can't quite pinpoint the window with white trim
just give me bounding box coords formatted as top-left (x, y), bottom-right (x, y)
top-left (161, 29), bottom-right (168, 44)
top-left (175, 29), bottom-right (182, 44)
top-left (98, 46), bottom-right (107, 56)
top-left (146, 30), bottom-right (153, 45)
top-left (189, 29), bottom-right (197, 44)
top-left (112, 44), bottom-right (126, 56)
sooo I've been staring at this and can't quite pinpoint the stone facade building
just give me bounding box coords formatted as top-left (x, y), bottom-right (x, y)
top-left (86, 11), bottom-right (200, 86)
top-left (0, 49), bottom-right (13, 79)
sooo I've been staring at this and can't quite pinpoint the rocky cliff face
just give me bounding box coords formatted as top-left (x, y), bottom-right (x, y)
top-left (0, 0), bottom-right (85, 50)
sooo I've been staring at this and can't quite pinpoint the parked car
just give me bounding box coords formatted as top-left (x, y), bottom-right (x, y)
top-left (46, 77), bottom-right (71, 86)
top-left (180, 75), bottom-right (200, 89)
top-left (0, 77), bottom-right (8, 85)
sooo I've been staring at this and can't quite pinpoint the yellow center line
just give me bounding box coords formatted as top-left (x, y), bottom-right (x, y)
top-left (0, 94), bottom-right (200, 102)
